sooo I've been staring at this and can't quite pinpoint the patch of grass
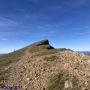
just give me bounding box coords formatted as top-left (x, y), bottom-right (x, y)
top-left (29, 44), bottom-right (54, 53)
top-left (0, 48), bottom-right (26, 66)
top-left (58, 48), bottom-right (73, 51)
top-left (46, 73), bottom-right (65, 90)
top-left (0, 47), bottom-right (26, 86)
top-left (0, 69), bottom-right (10, 80)
top-left (44, 56), bottom-right (59, 61)
top-left (87, 77), bottom-right (90, 89)
top-left (0, 68), bottom-right (11, 88)
top-left (46, 73), bottom-right (81, 90)
top-left (35, 49), bottom-right (58, 56)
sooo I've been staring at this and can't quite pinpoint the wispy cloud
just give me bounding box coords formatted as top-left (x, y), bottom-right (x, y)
top-left (74, 31), bottom-right (90, 36)
top-left (0, 31), bottom-right (15, 38)
top-left (14, 8), bottom-right (29, 14)
top-left (65, 0), bottom-right (89, 6)
top-left (71, 26), bottom-right (90, 36)
top-left (0, 17), bottom-right (17, 26)
top-left (14, 8), bottom-right (26, 12)
top-left (83, 26), bottom-right (90, 29)
top-left (48, 5), bottom-right (62, 10)
top-left (39, 30), bottom-right (56, 37)
top-left (1, 38), bottom-right (9, 41)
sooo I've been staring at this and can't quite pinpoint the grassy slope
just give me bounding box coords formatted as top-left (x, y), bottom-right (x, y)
top-left (0, 39), bottom-right (87, 90)
top-left (0, 48), bottom-right (26, 88)
top-left (46, 73), bottom-right (80, 90)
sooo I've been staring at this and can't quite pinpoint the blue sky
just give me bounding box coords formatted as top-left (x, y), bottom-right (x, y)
top-left (0, 0), bottom-right (90, 53)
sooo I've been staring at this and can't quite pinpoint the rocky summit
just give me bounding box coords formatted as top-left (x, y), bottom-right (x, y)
top-left (0, 40), bottom-right (90, 90)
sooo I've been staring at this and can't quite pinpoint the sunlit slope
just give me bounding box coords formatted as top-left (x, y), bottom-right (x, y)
top-left (0, 40), bottom-right (90, 90)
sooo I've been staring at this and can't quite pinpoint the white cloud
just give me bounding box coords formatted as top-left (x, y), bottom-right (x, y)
top-left (1, 38), bottom-right (9, 41)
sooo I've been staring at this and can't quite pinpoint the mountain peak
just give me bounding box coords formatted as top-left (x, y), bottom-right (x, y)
top-left (30, 39), bottom-right (54, 49)
top-left (31, 39), bottom-right (49, 46)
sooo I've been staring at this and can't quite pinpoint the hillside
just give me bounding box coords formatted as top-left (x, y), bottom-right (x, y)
top-left (0, 54), bottom-right (6, 56)
top-left (81, 52), bottom-right (90, 56)
top-left (0, 40), bottom-right (90, 90)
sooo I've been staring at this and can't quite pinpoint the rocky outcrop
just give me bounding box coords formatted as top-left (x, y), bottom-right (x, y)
top-left (31, 39), bottom-right (50, 46)
top-left (30, 39), bottom-right (54, 49)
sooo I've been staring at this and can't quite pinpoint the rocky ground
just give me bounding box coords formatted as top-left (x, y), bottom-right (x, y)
top-left (0, 40), bottom-right (90, 90)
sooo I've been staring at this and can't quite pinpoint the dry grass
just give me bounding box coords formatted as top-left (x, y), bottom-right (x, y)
top-left (46, 73), bottom-right (65, 90)
top-left (0, 40), bottom-right (90, 90)
top-left (0, 48), bottom-right (26, 88)
top-left (46, 73), bottom-right (81, 90)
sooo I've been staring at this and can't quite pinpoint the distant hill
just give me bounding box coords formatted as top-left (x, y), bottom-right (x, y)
top-left (0, 54), bottom-right (6, 56)
top-left (0, 40), bottom-right (90, 90)
top-left (80, 51), bottom-right (90, 56)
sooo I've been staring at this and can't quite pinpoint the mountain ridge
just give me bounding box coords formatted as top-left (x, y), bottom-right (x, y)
top-left (80, 51), bottom-right (90, 56)
top-left (0, 40), bottom-right (90, 90)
